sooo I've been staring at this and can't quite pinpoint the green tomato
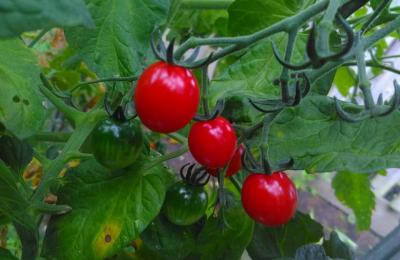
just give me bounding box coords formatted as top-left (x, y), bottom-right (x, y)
top-left (91, 118), bottom-right (143, 169)
top-left (163, 181), bottom-right (208, 226)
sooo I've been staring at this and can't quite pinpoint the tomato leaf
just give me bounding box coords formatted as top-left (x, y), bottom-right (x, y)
top-left (0, 248), bottom-right (18, 260)
top-left (268, 95), bottom-right (400, 173)
top-left (192, 191), bottom-right (254, 260)
top-left (0, 0), bottom-right (93, 37)
top-left (247, 212), bottom-right (323, 259)
top-left (65, 0), bottom-right (170, 79)
top-left (42, 158), bottom-right (174, 259)
top-left (136, 214), bottom-right (199, 259)
top-left (0, 160), bottom-right (35, 229)
top-left (332, 171), bottom-right (375, 231)
top-left (0, 135), bottom-right (33, 174)
top-left (228, 0), bottom-right (315, 35)
top-left (334, 67), bottom-right (356, 97)
top-left (0, 39), bottom-right (46, 139)
top-left (323, 231), bottom-right (354, 259)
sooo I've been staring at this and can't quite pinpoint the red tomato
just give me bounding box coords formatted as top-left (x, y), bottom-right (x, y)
top-left (241, 172), bottom-right (297, 227)
top-left (188, 116), bottom-right (237, 168)
top-left (134, 61), bottom-right (200, 133)
top-left (207, 143), bottom-right (245, 177)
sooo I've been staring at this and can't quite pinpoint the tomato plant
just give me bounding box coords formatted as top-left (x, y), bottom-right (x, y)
top-left (0, 0), bottom-right (399, 259)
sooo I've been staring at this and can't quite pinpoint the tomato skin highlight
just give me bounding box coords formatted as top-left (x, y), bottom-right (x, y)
top-left (134, 61), bottom-right (200, 133)
top-left (91, 118), bottom-right (143, 170)
top-left (207, 143), bottom-right (245, 177)
top-left (188, 116), bottom-right (237, 169)
top-left (163, 182), bottom-right (208, 226)
top-left (241, 172), bottom-right (297, 227)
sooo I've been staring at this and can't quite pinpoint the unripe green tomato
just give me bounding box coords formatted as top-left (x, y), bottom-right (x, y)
top-left (163, 182), bottom-right (208, 226)
top-left (91, 118), bottom-right (143, 169)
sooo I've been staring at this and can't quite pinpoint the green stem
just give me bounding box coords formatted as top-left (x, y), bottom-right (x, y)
top-left (343, 61), bottom-right (400, 75)
top-left (174, 0), bottom-right (330, 60)
top-left (70, 75), bottom-right (137, 93)
top-left (229, 176), bottom-right (242, 192)
top-left (201, 66), bottom-right (210, 116)
top-left (166, 133), bottom-right (188, 144)
top-left (29, 132), bottom-right (71, 143)
top-left (146, 146), bottom-right (188, 169)
top-left (318, 0), bottom-right (341, 55)
top-left (308, 15), bottom-right (400, 83)
top-left (280, 30), bottom-right (297, 102)
top-left (31, 109), bottom-right (107, 202)
top-left (40, 74), bottom-right (84, 125)
top-left (180, 0), bottom-right (234, 9)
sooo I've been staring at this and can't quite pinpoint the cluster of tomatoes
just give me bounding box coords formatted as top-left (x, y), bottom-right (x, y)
top-left (91, 60), bottom-right (297, 228)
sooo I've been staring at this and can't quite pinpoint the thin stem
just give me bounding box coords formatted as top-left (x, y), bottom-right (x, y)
top-left (280, 30), bottom-right (297, 102)
top-left (146, 146), bottom-right (188, 169)
top-left (308, 15), bottom-right (400, 83)
top-left (28, 29), bottom-right (49, 48)
top-left (29, 132), bottom-right (71, 143)
top-left (229, 176), bottom-right (242, 192)
top-left (361, 0), bottom-right (391, 34)
top-left (166, 133), bottom-right (188, 144)
top-left (355, 33), bottom-right (374, 109)
top-left (318, 0), bottom-right (341, 55)
top-left (201, 66), bottom-right (210, 116)
top-left (343, 61), bottom-right (400, 75)
top-left (174, 0), bottom-right (330, 60)
top-left (70, 76), bottom-right (137, 93)
top-left (180, 0), bottom-right (234, 9)
top-left (31, 109), bottom-right (107, 202)
top-left (40, 74), bottom-right (84, 125)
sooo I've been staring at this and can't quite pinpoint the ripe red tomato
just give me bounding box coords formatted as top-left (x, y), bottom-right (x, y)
top-left (241, 172), bottom-right (297, 227)
top-left (188, 116), bottom-right (237, 168)
top-left (207, 143), bottom-right (245, 177)
top-left (134, 61), bottom-right (200, 133)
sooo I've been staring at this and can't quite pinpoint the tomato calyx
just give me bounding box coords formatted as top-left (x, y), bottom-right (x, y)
top-left (241, 145), bottom-right (293, 175)
top-left (180, 163), bottom-right (210, 186)
top-left (193, 98), bottom-right (225, 122)
top-left (150, 29), bottom-right (213, 69)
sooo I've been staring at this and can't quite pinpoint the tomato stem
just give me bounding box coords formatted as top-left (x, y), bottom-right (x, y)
top-left (146, 145), bottom-right (188, 169)
top-left (31, 109), bottom-right (107, 203)
top-left (39, 73), bottom-right (85, 126)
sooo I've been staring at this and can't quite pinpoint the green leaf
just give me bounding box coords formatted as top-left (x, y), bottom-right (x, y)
top-left (0, 135), bottom-right (33, 174)
top-left (42, 158), bottom-right (174, 259)
top-left (65, 0), bottom-right (170, 79)
top-left (0, 38), bottom-right (46, 139)
top-left (137, 214), bottom-right (199, 259)
top-left (228, 0), bottom-right (315, 35)
top-left (268, 95), bottom-right (400, 173)
top-left (334, 67), bottom-right (356, 96)
top-left (209, 34), bottom-right (307, 103)
top-left (332, 171), bottom-right (375, 231)
top-left (323, 231), bottom-right (354, 260)
top-left (247, 212), bottom-right (323, 259)
top-left (0, 160), bottom-right (34, 229)
top-left (0, 248), bottom-right (18, 260)
top-left (0, 0), bottom-right (93, 37)
top-left (310, 69), bottom-right (336, 95)
top-left (167, 8), bottom-right (229, 39)
top-left (193, 192), bottom-right (254, 260)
